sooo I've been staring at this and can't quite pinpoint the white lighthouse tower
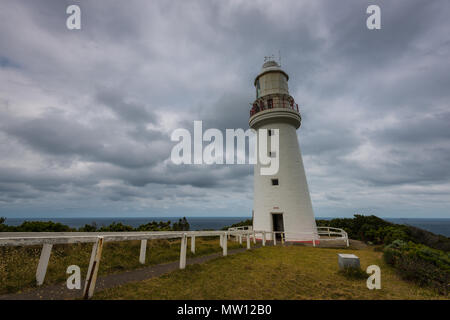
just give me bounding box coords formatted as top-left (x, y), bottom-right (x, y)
top-left (250, 59), bottom-right (318, 242)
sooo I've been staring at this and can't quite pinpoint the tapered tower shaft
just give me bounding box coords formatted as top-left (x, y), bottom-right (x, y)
top-left (250, 60), bottom-right (318, 242)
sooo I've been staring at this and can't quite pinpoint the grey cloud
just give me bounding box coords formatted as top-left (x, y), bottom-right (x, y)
top-left (95, 88), bottom-right (157, 125)
top-left (2, 112), bottom-right (169, 169)
top-left (374, 112), bottom-right (450, 145)
top-left (0, 0), bottom-right (449, 217)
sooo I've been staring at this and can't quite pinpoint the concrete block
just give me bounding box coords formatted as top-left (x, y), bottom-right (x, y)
top-left (338, 253), bottom-right (360, 270)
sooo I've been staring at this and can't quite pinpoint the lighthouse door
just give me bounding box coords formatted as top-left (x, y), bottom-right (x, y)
top-left (272, 213), bottom-right (284, 240)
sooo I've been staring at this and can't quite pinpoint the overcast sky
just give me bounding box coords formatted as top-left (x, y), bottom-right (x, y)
top-left (0, 0), bottom-right (449, 219)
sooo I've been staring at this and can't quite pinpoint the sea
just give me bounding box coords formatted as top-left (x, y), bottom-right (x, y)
top-left (2, 217), bottom-right (450, 237)
top-left (2, 217), bottom-right (250, 232)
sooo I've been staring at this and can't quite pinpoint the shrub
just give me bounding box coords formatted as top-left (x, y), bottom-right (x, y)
top-left (11, 221), bottom-right (74, 232)
top-left (79, 223), bottom-right (98, 232)
top-left (405, 226), bottom-right (450, 252)
top-left (222, 219), bottom-right (253, 230)
top-left (339, 267), bottom-right (367, 280)
top-left (137, 221), bottom-right (172, 231)
top-left (383, 240), bottom-right (450, 295)
top-left (172, 217), bottom-right (190, 231)
top-left (0, 218), bottom-right (191, 233)
top-left (316, 214), bottom-right (450, 251)
top-left (99, 222), bottom-right (134, 232)
top-left (316, 215), bottom-right (396, 243)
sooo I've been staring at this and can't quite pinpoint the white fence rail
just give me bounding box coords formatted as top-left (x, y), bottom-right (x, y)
top-left (0, 226), bottom-right (348, 298)
top-left (228, 226), bottom-right (253, 232)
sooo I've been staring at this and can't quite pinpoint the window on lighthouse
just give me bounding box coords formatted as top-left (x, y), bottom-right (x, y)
top-left (271, 179), bottom-right (279, 186)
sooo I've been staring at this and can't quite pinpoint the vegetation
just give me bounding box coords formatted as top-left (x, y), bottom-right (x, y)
top-left (338, 266), bottom-right (368, 280)
top-left (172, 217), bottom-right (190, 231)
top-left (316, 215), bottom-right (450, 295)
top-left (0, 217), bottom-right (190, 233)
top-left (0, 220), bottom-right (73, 232)
top-left (221, 218), bottom-right (252, 230)
top-left (0, 237), bottom-right (244, 295)
top-left (316, 214), bottom-right (450, 251)
top-left (384, 240), bottom-right (449, 295)
top-left (95, 245), bottom-right (447, 300)
top-left (1, 214), bottom-right (449, 297)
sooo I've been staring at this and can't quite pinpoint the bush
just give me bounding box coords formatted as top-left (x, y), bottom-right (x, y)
top-left (2, 220), bottom-right (74, 232)
top-left (222, 219), bottom-right (252, 230)
top-left (98, 222), bottom-right (134, 232)
top-left (405, 226), bottom-right (450, 252)
top-left (316, 215), bottom-right (397, 244)
top-left (339, 267), bottom-right (367, 280)
top-left (79, 223), bottom-right (98, 232)
top-left (137, 221), bottom-right (171, 231)
top-left (316, 214), bottom-right (450, 251)
top-left (0, 218), bottom-right (191, 232)
top-left (383, 240), bottom-right (450, 295)
top-left (172, 217), bottom-right (190, 231)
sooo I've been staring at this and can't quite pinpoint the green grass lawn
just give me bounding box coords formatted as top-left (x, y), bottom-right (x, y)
top-left (94, 245), bottom-right (448, 300)
top-left (0, 237), bottom-right (244, 295)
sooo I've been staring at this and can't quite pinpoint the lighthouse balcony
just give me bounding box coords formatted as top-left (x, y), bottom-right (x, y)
top-left (249, 94), bottom-right (299, 117)
top-left (249, 104), bottom-right (302, 129)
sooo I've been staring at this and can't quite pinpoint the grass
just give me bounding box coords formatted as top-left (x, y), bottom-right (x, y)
top-left (94, 245), bottom-right (448, 300)
top-left (0, 237), bottom-right (244, 295)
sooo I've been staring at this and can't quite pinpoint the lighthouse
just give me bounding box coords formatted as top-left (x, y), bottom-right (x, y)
top-left (250, 59), bottom-right (318, 242)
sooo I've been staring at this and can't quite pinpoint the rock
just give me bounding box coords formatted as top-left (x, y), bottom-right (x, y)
top-left (338, 253), bottom-right (360, 270)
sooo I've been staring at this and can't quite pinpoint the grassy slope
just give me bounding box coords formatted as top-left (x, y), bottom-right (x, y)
top-left (0, 238), bottom-right (243, 294)
top-left (95, 245), bottom-right (447, 300)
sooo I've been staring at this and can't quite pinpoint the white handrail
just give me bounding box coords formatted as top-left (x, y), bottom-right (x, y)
top-left (228, 226), bottom-right (253, 232)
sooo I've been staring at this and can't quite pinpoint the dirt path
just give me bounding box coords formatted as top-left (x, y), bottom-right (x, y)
top-left (0, 247), bottom-right (254, 300)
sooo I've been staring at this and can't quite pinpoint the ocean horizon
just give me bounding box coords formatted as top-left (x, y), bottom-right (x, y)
top-left (2, 216), bottom-right (450, 237)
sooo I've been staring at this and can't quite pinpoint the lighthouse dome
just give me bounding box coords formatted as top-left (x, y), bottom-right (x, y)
top-left (262, 60), bottom-right (279, 69)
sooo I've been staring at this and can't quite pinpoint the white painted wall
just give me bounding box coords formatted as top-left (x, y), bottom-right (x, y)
top-left (252, 122), bottom-right (318, 241)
